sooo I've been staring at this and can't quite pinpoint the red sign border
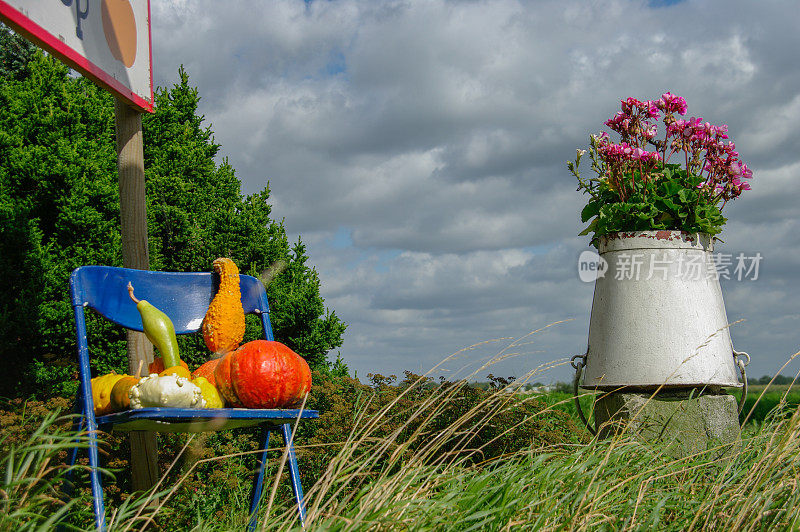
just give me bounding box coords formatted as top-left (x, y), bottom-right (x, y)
top-left (0, 0), bottom-right (154, 113)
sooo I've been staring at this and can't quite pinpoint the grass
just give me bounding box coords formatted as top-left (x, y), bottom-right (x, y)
top-left (3, 341), bottom-right (800, 530)
top-left (0, 410), bottom-right (85, 530)
top-left (264, 362), bottom-right (800, 531)
top-left (297, 423), bottom-right (800, 530)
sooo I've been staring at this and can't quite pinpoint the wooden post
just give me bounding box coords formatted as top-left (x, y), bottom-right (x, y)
top-left (114, 96), bottom-right (159, 493)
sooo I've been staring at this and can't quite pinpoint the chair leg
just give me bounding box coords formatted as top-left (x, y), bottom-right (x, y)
top-left (247, 424), bottom-right (308, 529)
top-left (281, 423), bottom-right (307, 527)
top-left (63, 403), bottom-right (86, 501)
top-left (58, 406), bottom-right (91, 532)
top-left (87, 419), bottom-right (107, 532)
top-left (248, 426), bottom-right (272, 532)
top-left (63, 400), bottom-right (106, 531)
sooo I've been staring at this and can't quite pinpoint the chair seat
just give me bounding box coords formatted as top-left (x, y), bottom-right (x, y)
top-left (96, 407), bottom-right (319, 433)
top-left (69, 266), bottom-right (316, 529)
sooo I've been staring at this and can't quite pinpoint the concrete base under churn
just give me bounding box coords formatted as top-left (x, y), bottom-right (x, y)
top-left (594, 390), bottom-right (740, 458)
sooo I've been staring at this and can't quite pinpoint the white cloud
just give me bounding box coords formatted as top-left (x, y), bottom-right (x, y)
top-left (150, 0), bottom-right (800, 382)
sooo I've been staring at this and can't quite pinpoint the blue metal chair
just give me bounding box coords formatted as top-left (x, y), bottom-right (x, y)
top-left (67, 265), bottom-right (318, 531)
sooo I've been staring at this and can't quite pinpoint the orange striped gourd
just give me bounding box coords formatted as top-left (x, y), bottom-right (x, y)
top-left (202, 258), bottom-right (246, 355)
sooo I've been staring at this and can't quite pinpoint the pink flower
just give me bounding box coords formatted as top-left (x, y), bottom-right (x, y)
top-left (657, 92), bottom-right (687, 115)
top-left (591, 92), bottom-right (752, 205)
top-left (667, 117), bottom-right (709, 145)
top-left (621, 97), bottom-right (644, 114)
top-left (734, 178), bottom-right (752, 191)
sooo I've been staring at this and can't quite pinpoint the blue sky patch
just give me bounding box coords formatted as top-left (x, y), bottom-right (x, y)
top-left (648, 0), bottom-right (685, 7)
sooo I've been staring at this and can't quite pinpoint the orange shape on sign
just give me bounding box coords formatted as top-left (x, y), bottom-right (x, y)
top-left (101, 0), bottom-right (137, 68)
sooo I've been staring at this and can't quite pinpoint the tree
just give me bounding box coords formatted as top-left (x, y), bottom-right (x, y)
top-left (0, 23), bottom-right (34, 82)
top-left (0, 52), bottom-right (345, 397)
top-left (269, 240), bottom-right (348, 370)
top-left (0, 51), bottom-right (121, 394)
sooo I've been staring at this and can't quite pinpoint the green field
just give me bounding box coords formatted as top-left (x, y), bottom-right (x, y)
top-left (736, 385), bottom-right (800, 426)
top-left (530, 384), bottom-right (800, 429)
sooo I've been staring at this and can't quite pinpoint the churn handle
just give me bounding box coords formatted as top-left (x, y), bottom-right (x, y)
top-left (734, 349), bottom-right (750, 417)
top-left (571, 353), bottom-right (596, 436)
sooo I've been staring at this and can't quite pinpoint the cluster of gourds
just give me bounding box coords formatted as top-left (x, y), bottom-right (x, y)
top-left (90, 258), bottom-right (312, 416)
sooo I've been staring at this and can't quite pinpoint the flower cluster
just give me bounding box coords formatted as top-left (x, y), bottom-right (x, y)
top-left (588, 92), bottom-right (752, 205)
top-left (594, 134), bottom-right (661, 200)
top-left (598, 140), bottom-right (661, 165)
top-left (604, 97), bottom-right (660, 145)
top-left (663, 117), bottom-right (752, 199)
top-left (569, 92), bottom-right (753, 240)
top-left (656, 91), bottom-right (688, 115)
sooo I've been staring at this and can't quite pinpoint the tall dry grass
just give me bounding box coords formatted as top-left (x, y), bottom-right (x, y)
top-left (253, 346), bottom-right (800, 530)
top-left (4, 338), bottom-right (800, 530)
top-left (262, 398), bottom-right (800, 530)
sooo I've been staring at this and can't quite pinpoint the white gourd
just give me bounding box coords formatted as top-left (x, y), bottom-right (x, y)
top-left (129, 373), bottom-right (206, 409)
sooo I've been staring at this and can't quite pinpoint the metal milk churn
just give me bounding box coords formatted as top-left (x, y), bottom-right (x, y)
top-left (576, 231), bottom-right (748, 391)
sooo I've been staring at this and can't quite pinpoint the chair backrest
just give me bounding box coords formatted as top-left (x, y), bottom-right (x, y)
top-left (70, 265), bottom-right (273, 337)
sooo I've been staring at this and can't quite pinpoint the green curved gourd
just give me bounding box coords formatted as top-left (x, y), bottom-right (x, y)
top-left (127, 282), bottom-right (181, 368)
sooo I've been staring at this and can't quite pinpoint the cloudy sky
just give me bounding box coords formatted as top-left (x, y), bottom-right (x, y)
top-left (148, 0), bottom-right (799, 384)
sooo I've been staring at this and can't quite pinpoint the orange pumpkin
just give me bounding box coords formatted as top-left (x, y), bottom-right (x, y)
top-left (149, 357), bottom-right (188, 375)
top-left (191, 358), bottom-right (221, 387)
top-left (213, 351), bottom-right (243, 407)
top-left (230, 340), bottom-right (312, 409)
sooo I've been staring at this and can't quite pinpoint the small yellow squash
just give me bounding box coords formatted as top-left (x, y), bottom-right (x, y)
top-left (192, 377), bottom-right (225, 409)
top-left (109, 375), bottom-right (140, 411)
top-left (91, 373), bottom-right (128, 415)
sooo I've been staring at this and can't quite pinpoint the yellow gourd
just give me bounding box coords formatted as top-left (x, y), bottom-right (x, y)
top-left (109, 375), bottom-right (140, 411)
top-left (159, 365), bottom-right (192, 379)
top-left (91, 373), bottom-right (128, 415)
top-left (202, 258), bottom-right (245, 355)
top-left (193, 377), bottom-right (225, 409)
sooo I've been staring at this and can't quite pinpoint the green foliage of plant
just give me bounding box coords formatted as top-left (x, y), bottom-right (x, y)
top-left (24, 356), bottom-right (80, 399)
top-left (739, 389), bottom-right (800, 425)
top-left (578, 162), bottom-right (726, 240)
top-left (570, 93), bottom-right (751, 245)
top-left (0, 48), bottom-right (345, 395)
top-left (305, 370), bottom-right (583, 460)
top-left (0, 23), bottom-right (34, 83)
top-left (0, 51), bottom-right (121, 394)
top-left (533, 389), bottom-right (596, 425)
top-left (0, 397), bottom-right (176, 530)
top-left (293, 401), bottom-right (800, 531)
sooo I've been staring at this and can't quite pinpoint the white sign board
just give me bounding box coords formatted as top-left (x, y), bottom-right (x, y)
top-left (0, 0), bottom-right (153, 112)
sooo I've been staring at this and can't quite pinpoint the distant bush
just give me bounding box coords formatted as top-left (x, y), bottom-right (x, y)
top-left (296, 371), bottom-right (586, 492)
top-left (747, 374), bottom-right (798, 386)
